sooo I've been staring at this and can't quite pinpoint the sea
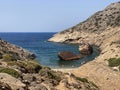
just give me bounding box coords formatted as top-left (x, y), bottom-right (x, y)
top-left (0, 32), bottom-right (99, 68)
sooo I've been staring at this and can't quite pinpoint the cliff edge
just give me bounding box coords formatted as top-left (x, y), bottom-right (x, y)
top-left (48, 2), bottom-right (120, 44)
top-left (49, 2), bottom-right (120, 90)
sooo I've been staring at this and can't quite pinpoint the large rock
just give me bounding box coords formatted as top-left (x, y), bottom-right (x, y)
top-left (0, 73), bottom-right (25, 90)
top-left (58, 51), bottom-right (80, 60)
top-left (79, 43), bottom-right (93, 55)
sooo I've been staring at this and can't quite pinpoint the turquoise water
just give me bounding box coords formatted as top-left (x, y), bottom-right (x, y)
top-left (0, 33), bottom-right (99, 68)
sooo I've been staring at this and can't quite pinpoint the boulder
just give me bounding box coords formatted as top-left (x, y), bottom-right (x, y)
top-left (58, 51), bottom-right (80, 60)
top-left (0, 73), bottom-right (25, 90)
top-left (79, 43), bottom-right (93, 55)
top-left (0, 81), bottom-right (12, 90)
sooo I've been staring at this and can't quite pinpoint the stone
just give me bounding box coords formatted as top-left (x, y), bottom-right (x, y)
top-left (0, 73), bottom-right (25, 90)
top-left (29, 84), bottom-right (48, 90)
top-left (58, 51), bottom-right (80, 60)
top-left (0, 81), bottom-right (12, 90)
top-left (79, 43), bottom-right (93, 55)
top-left (22, 74), bottom-right (37, 83)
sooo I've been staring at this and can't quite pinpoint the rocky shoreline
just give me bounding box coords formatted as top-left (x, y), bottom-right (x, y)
top-left (0, 1), bottom-right (120, 90)
top-left (0, 38), bottom-right (99, 90)
top-left (49, 2), bottom-right (120, 90)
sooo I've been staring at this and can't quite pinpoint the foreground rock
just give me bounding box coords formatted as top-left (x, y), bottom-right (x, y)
top-left (0, 81), bottom-right (12, 90)
top-left (79, 43), bottom-right (93, 55)
top-left (0, 73), bottom-right (25, 90)
top-left (58, 51), bottom-right (80, 60)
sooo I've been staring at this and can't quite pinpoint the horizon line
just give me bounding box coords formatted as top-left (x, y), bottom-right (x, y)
top-left (0, 32), bottom-right (57, 33)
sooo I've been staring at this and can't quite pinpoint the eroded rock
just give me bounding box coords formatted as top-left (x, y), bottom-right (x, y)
top-left (79, 43), bottom-right (93, 55)
top-left (58, 51), bottom-right (80, 60)
top-left (0, 73), bottom-right (25, 90)
top-left (0, 81), bottom-right (12, 90)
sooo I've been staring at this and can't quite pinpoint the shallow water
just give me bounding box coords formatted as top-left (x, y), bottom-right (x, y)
top-left (0, 32), bottom-right (99, 68)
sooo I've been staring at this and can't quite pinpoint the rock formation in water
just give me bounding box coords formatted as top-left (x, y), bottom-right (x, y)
top-left (79, 43), bottom-right (93, 55)
top-left (0, 39), bottom-right (99, 90)
top-left (58, 43), bottom-right (93, 60)
top-left (58, 51), bottom-right (80, 60)
top-left (49, 2), bottom-right (120, 90)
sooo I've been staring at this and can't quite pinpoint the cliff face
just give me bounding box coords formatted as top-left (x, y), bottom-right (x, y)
top-left (48, 2), bottom-right (120, 44)
top-left (49, 2), bottom-right (120, 90)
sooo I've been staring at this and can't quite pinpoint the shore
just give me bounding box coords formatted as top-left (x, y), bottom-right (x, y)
top-left (52, 27), bottom-right (120, 90)
top-left (49, 2), bottom-right (120, 89)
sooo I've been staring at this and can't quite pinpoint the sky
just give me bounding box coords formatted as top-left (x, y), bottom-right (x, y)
top-left (0, 0), bottom-right (119, 32)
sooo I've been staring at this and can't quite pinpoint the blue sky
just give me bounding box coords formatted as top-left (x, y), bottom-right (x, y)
top-left (0, 0), bottom-right (119, 32)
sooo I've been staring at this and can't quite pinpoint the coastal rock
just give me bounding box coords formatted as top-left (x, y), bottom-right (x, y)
top-left (58, 51), bottom-right (80, 60)
top-left (48, 2), bottom-right (120, 44)
top-left (0, 39), bottom-right (36, 60)
top-left (48, 2), bottom-right (120, 90)
top-left (0, 38), bottom-right (99, 90)
top-left (79, 43), bottom-right (93, 55)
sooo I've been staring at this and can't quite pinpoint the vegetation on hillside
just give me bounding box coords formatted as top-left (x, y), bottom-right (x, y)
top-left (0, 67), bottom-right (20, 78)
top-left (108, 58), bottom-right (120, 67)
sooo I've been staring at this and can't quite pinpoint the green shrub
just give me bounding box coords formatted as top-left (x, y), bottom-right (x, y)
top-left (89, 81), bottom-right (98, 88)
top-left (47, 71), bottom-right (62, 82)
top-left (7, 61), bottom-right (17, 66)
top-left (39, 68), bottom-right (62, 82)
top-left (118, 66), bottom-right (120, 71)
top-left (108, 58), bottom-right (120, 67)
top-left (7, 60), bottom-right (42, 73)
top-left (3, 54), bottom-right (16, 61)
top-left (76, 77), bottom-right (88, 82)
top-left (24, 60), bottom-right (42, 73)
top-left (0, 67), bottom-right (20, 78)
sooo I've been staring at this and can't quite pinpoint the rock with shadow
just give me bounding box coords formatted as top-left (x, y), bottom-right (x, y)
top-left (79, 43), bottom-right (93, 55)
top-left (58, 51), bottom-right (80, 60)
top-left (58, 43), bottom-right (93, 61)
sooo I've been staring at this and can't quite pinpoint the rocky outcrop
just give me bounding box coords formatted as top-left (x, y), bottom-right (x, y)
top-left (0, 39), bottom-right (36, 60)
top-left (48, 2), bottom-right (120, 44)
top-left (49, 2), bottom-right (120, 90)
top-left (79, 43), bottom-right (93, 55)
top-left (58, 51), bottom-right (80, 60)
top-left (0, 81), bottom-right (12, 90)
top-left (58, 44), bottom-right (93, 60)
top-left (0, 73), bottom-right (25, 90)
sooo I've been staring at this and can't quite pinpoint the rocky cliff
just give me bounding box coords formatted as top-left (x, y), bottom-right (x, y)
top-left (0, 39), bottom-right (99, 90)
top-left (48, 2), bottom-right (120, 44)
top-left (49, 2), bottom-right (120, 90)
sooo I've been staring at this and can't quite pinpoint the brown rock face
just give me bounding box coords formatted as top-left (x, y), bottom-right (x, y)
top-left (58, 51), bottom-right (80, 60)
top-left (48, 2), bottom-right (120, 44)
top-left (79, 43), bottom-right (93, 55)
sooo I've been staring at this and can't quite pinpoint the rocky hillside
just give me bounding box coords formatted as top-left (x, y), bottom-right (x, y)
top-left (0, 39), bottom-right (99, 90)
top-left (48, 2), bottom-right (120, 43)
top-left (49, 2), bottom-right (120, 90)
top-left (0, 38), bottom-right (36, 60)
